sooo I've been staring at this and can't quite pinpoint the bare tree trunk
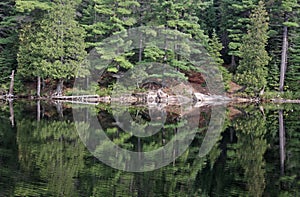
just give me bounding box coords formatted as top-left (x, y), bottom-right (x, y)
top-left (279, 110), bottom-right (286, 175)
top-left (231, 55), bottom-right (236, 71)
top-left (9, 100), bottom-right (14, 127)
top-left (37, 100), bottom-right (41, 122)
top-left (139, 32), bottom-right (143, 62)
top-left (37, 76), bottom-right (41, 98)
top-left (56, 79), bottom-right (64, 96)
top-left (42, 78), bottom-right (45, 90)
top-left (279, 15), bottom-right (288, 92)
top-left (138, 137), bottom-right (141, 160)
top-left (8, 70), bottom-right (14, 97)
top-left (55, 101), bottom-right (64, 118)
top-left (85, 77), bottom-right (89, 89)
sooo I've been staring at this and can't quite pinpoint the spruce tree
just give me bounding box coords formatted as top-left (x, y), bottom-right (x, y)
top-left (235, 1), bottom-right (270, 94)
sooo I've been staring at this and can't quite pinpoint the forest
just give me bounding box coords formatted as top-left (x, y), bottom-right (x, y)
top-left (1, 1), bottom-right (300, 195)
top-left (0, 0), bottom-right (299, 99)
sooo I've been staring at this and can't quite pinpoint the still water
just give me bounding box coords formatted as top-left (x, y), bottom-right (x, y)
top-left (0, 101), bottom-right (299, 196)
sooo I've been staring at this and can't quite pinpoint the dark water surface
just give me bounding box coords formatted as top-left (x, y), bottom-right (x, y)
top-left (0, 101), bottom-right (300, 196)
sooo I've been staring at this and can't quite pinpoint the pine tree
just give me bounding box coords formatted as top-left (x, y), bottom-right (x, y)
top-left (0, 0), bottom-right (19, 88)
top-left (197, 0), bottom-right (218, 36)
top-left (39, 0), bottom-right (87, 95)
top-left (148, 0), bottom-right (210, 71)
top-left (278, 0), bottom-right (298, 92)
top-left (235, 1), bottom-right (270, 94)
top-left (219, 0), bottom-right (257, 69)
top-left (282, 1), bottom-right (299, 92)
top-left (17, 0), bottom-right (87, 96)
top-left (265, 0), bottom-right (282, 91)
top-left (81, 0), bottom-right (140, 47)
top-left (208, 30), bottom-right (232, 91)
top-left (248, 0), bottom-right (299, 92)
top-left (79, 0), bottom-right (140, 75)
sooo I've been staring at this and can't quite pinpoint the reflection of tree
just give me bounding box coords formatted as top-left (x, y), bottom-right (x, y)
top-left (6, 102), bottom-right (300, 196)
top-left (0, 107), bottom-right (18, 196)
top-left (16, 119), bottom-right (86, 196)
top-left (75, 104), bottom-right (215, 196)
top-left (261, 105), bottom-right (300, 196)
top-left (281, 107), bottom-right (300, 195)
top-left (196, 106), bottom-right (268, 196)
top-left (230, 108), bottom-right (267, 196)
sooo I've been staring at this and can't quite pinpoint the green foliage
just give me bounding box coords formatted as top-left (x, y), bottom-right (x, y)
top-left (208, 30), bottom-right (232, 91)
top-left (285, 8), bottom-right (300, 92)
top-left (235, 1), bottom-right (270, 93)
top-left (219, 0), bottom-right (257, 66)
top-left (261, 91), bottom-right (300, 100)
top-left (208, 30), bottom-right (224, 66)
top-left (231, 107), bottom-right (268, 196)
top-left (266, 0), bottom-right (299, 92)
top-left (15, 0), bottom-right (53, 12)
top-left (18, 0), bottom-right (87, 82)
top-left (80, 0), bottom-right (140, 48)
top-left (0, 0), bottom-right (19, 88)
top-left (16, 119), bottom-right (86, 196)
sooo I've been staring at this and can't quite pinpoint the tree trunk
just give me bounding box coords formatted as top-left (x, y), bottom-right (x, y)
top-left (37, 100), bottom-right (41, 122)
top-left (138, 137), bottom-right (141, 160)
top-left (230, 55), bottom-right (236, 71)
top-left (9, 100), bottom-right (14, 127)
top-left (85, 77), bottom-right (89, 89)
top-left (279, 110), bottom-right (285, 175)
top-left (56, 79), bottom-right (64, 96)
top-left (139, 32), bottom-right (143, 62)
top-left (8, 70), bottom-right (14, 97)
top-left (37, 76), bottom-right (41, 98)
top-left (56, 101), bottom-right (64, 118)
top-left (279, 15), bottom-right (288, 92)
top-left (42, 78), bottom-right (45, 90)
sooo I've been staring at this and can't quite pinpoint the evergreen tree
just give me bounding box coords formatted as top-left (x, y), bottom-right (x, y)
top-left (219, 0), bottom-right (257, 69)
top-left (81, 0), bottom-right (140, 47)
top-left (265, 0), bottom-right (282, 91)
top-left (278, 0), bottom-right (298, 92)
top-left (231, 107), bottom-right (267, 196)
top-left (235, 1), bottom-right (270, 94)
top-left (17, 0), bottom-right (87, 96)
top-left (145, 0), bottom-right (211, 73)
top-left (0, 0), bottom-right (19, 89)
top-left (208, 30), bottom-right (232, 91)
top-left (198, 0), bottom-right (218, 36)
top-left (285, 5), bottom-right (300, 92)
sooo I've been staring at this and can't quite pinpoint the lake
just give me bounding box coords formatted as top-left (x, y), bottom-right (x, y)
top-left (0, 101), bottom-right (299, 196)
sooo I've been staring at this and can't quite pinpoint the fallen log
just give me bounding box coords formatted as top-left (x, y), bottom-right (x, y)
top-left (270, 99), bottom-right (300, 104)
top-left (193, 93), bottom-right (231, 102)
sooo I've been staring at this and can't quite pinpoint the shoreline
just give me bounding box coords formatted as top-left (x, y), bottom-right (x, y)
top-left (2, 94), bottom-right (300, 105)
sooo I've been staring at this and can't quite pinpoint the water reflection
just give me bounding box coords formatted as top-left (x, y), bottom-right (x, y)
top-left (0, 101), bottom-right (299, 196)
